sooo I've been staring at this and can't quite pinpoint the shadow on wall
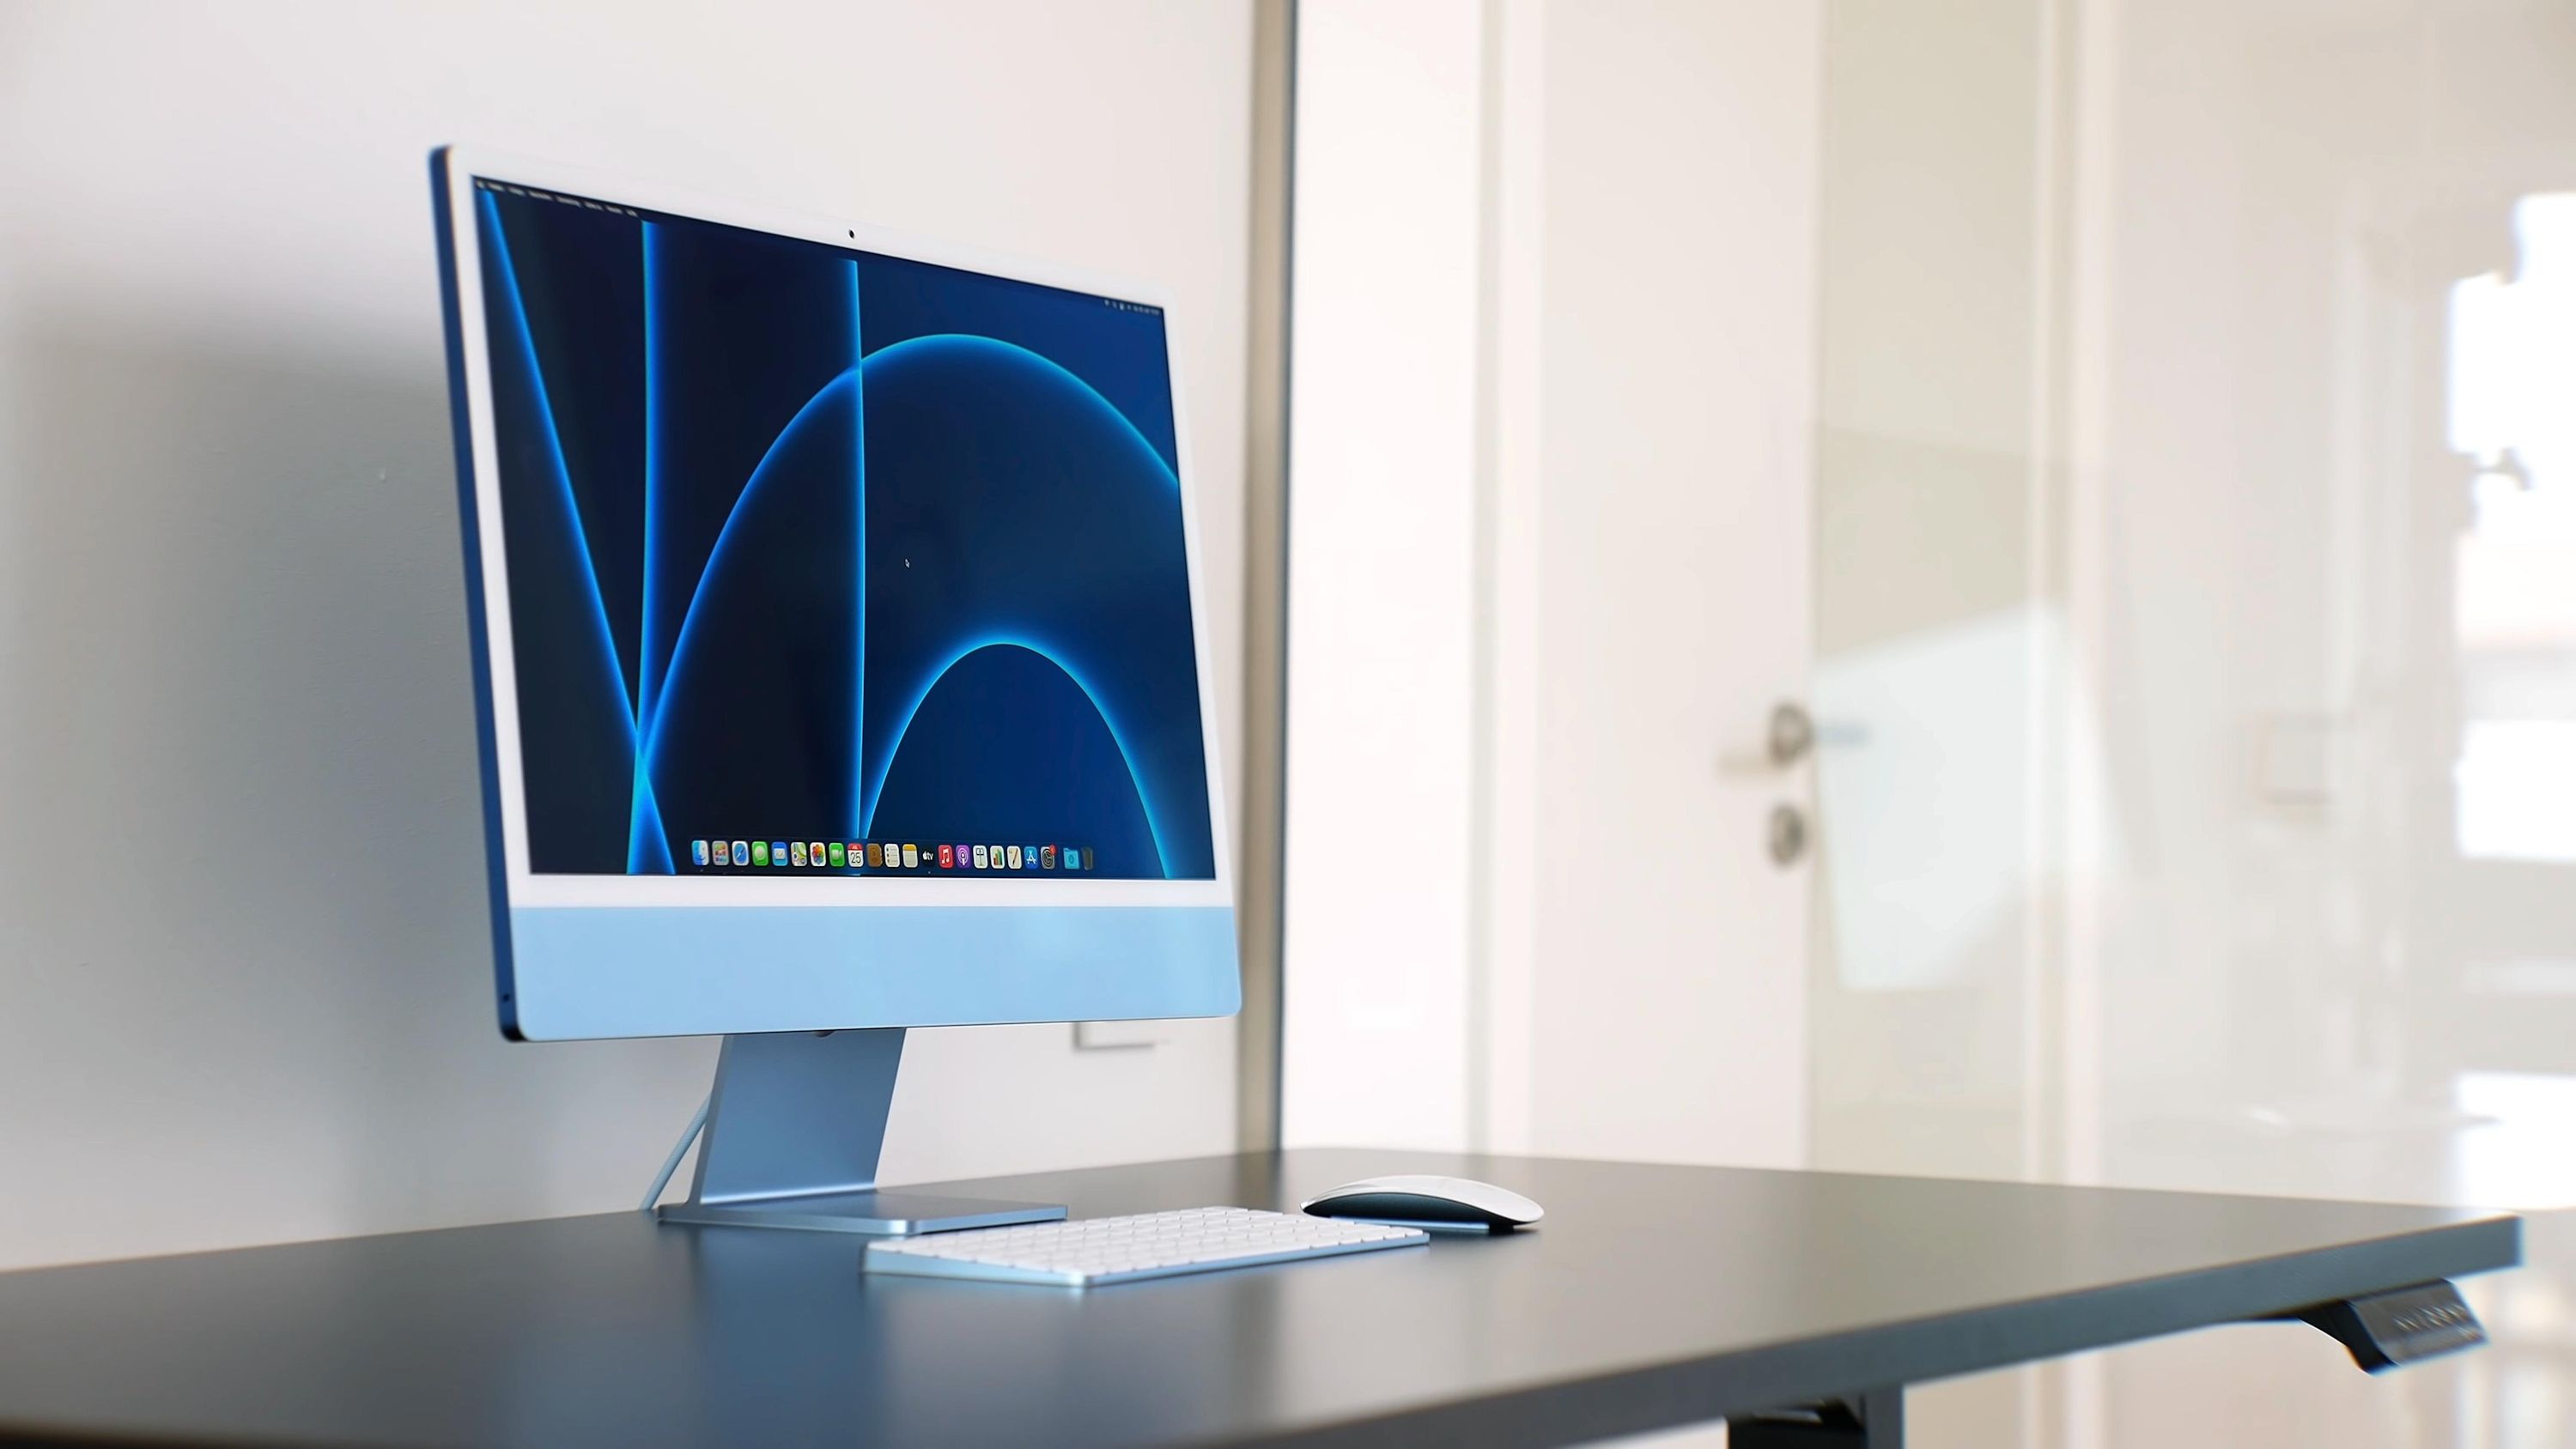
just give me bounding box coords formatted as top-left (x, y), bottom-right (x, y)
top-left (0, 312), bottom-right (710, 1269)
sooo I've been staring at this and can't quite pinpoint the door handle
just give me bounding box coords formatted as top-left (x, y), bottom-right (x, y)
top-left (1731, 701), bottom-right (1836, 870)
top-left (1721, 700), bottom-right (1858, 775)
top-left (1767, 701), bottom-right (1815, 767)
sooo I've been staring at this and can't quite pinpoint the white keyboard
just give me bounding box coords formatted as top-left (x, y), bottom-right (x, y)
top-left (862, 1205), bottom-right (1428, 1287)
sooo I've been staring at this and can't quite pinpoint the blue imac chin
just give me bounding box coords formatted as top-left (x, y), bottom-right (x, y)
top-left (431, 148), bottom-right (1237, 1234)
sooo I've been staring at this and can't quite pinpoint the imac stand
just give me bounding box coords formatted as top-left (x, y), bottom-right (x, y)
top-left (654, 1028), bottom-right (1067, 1235)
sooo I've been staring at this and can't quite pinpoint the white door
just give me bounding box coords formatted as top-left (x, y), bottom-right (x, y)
top-left (1281, 0), bottom-right (1822, 1171)
top-left (1483, 1), bottom-right (1822, 1167)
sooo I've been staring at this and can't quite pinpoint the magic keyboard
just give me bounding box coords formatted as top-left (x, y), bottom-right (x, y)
top-left (861, 1205), bottom-right (1428, 1287)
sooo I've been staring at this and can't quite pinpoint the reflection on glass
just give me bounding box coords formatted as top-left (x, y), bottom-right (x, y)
top-left (2451, 204), bottom-right (2576, 861)
top-left (1808, 7), bottom-right (2576, 1444)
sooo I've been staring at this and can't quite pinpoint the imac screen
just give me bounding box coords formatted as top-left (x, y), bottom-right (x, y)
top-left (468, 178), bottom-right (1215, 881)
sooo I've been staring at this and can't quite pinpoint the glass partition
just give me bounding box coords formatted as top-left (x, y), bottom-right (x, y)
top-left (1809, 2), bottom-right (2576, 1444)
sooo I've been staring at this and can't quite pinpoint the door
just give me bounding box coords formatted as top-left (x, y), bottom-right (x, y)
top-left (1280, 0), bottom-right (1824, 1169)
top-left (1483, 0), bottom-right (1822, 1167)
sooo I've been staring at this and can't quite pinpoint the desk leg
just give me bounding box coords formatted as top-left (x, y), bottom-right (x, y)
top-left (1728, 1387), bottom-right (1903, 1447)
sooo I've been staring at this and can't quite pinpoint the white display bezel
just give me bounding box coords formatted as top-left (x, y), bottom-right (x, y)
top-left (439, 147), bottom-right (1233, 911)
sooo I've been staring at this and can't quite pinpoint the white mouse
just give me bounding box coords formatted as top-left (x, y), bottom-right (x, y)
top-left (1300, 1174), bottom-right (1545, 1233)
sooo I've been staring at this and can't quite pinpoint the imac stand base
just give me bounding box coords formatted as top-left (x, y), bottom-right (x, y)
top-left (653, 1027), bottom-right (1066, 1237)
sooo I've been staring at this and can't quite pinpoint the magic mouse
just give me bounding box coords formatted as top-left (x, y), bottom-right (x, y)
top-left (1300, 1174), bottom-right (1545, 1233)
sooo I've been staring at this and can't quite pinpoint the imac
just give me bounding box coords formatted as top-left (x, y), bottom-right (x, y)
top-left (430, 149), bottom-right (1237, 1234)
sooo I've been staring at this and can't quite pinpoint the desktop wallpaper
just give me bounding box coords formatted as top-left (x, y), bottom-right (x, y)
top-left (471, 179), bottom-right (1215, 880)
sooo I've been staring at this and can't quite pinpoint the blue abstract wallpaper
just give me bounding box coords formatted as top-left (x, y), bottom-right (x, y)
top-left (472, 180), bottom-right (1214, 880)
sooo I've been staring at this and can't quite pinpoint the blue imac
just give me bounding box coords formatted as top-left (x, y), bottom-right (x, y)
top-left (430, 148), bottom-right (1237, 1234)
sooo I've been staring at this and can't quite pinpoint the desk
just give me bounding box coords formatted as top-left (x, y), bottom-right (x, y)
top-left (0, 1149), bottom-right (2518, 1446)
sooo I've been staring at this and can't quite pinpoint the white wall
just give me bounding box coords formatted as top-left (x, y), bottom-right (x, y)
top-left (0, 0), bottom-right (1253, 1270)
top-left (1279, 0), bottom-right (1486, 1151)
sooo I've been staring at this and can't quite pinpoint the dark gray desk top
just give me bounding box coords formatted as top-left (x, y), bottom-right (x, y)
top-left (0, 1149), bottom-right (2518, 1447)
